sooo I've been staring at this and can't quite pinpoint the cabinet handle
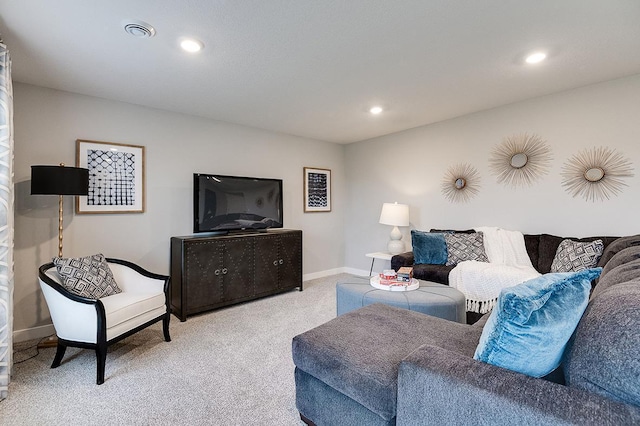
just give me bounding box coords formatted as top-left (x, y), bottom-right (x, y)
top-left (215, 269), bottom-right (221, 276)
top-left (273, 260), bottom-right (278, 266)
top-left (279, 259), bottom-right (284, 265)
top-left (222, 268), bottom-right (228, 275)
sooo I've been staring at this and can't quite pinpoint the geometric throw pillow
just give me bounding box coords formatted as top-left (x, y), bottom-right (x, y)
top-left (411, 230), bottom-right (448, 265)
top-left (473, 268), bottom-right (602, 378)
top-left (550, 239), bottom-right (604, 273)
top-left (444, 232), bottom-right (489, 266)
top-left (53, 253), bottom-right (122, 299)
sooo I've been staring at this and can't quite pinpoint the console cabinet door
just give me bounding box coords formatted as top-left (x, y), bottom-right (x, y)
top-left (254, 235), bottom-right (280, 295)
top-left (184, 240), bottom-right (224, 313)
top-left (221, 237), bottom-right (255, 301)
top-left (278, 231), bottom-right (303, 290)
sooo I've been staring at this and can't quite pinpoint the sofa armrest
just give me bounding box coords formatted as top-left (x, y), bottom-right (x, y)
top-left (397, 345), bottom-right (640, 426)
top-left (391, 251), bottom-right (414, 270)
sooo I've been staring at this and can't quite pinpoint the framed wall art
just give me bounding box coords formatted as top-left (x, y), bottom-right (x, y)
top-left (304, 167), bottom-right (331, 212)
top-left (76, 139), bottom-right (145, 214)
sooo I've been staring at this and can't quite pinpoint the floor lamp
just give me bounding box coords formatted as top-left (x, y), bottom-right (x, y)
top-left (31, 164), bottom-right (89, 348)
top-left (31, 164), bottom-right (89, 258)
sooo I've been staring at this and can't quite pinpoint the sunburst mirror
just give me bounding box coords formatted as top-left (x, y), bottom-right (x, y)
top-left (441, 163), bottom-right (481, 203)
top-left (561, 147), bottom-right (634, 202)
top-left (489, 133), bottom-right (552, 187)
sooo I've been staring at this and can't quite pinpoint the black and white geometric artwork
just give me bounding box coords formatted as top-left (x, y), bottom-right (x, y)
top-left (304, 167), bottom-right (331, 212)
top-left (76, 140), bottom-right (145, 213)
top-left (87, 149), bottom-right (136, 206)
top-left (307, 173), bottom-right (327, 207)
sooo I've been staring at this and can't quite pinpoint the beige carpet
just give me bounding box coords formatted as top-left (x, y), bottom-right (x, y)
top-left (2, 273), bottom-right (355, 425)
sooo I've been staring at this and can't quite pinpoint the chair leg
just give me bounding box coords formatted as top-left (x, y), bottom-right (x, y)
top-left (96, 344), bottom-right (107, 385)
top-left (51, 342), bottom-right (67, 368)
top-left (163, 313), bottom-right (171, 342)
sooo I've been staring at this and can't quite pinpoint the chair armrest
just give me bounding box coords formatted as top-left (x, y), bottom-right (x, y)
top-left (391, 251), bottom-right (414, 270)
top-left (39, 277), bottom-right (100, 343)
top-left (397, 345), bottom-right (640, 426)
top-left (106, 258), bottom-right (170, 295)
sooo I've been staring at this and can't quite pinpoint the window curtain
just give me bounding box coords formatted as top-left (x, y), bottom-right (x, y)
top-left (0, 41), bottom-right (14, 401)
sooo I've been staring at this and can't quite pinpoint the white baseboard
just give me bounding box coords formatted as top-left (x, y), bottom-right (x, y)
top-left (341, 267), bottom-right (370, 277)
top-left (14, 324), bottom-right (55, 343)
top-left (303, 267), bottom-right (345, 281)
top-left (303, 267), bottom-right (370, 281)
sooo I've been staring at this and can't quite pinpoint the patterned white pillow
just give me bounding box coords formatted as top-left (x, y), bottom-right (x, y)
top-left (550, 239), bottom-right (604, 273)
top-left (53, 253), bottom-right (122, 299)
top-left (444, 232), bottom-right (489, 266)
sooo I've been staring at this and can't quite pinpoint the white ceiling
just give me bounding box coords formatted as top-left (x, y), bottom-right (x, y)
top-left (1, 0), bottom-right (640, 144)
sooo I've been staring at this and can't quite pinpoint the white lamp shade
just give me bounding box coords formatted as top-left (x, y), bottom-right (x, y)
top-left (379, 202), bottom-right (409, 227)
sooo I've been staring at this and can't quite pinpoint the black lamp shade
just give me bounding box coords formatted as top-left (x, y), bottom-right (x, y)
top-left (31, 165), bottom-right (89, 195)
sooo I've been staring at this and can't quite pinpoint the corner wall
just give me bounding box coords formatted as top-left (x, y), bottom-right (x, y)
top-left (13, 83), bottom-right (345, 339)
top-left (345, 74), bottom-right (640, 273)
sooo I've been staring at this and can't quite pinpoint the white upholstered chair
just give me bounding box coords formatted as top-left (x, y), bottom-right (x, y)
top-left (38, 258), bottom-right (171, 384)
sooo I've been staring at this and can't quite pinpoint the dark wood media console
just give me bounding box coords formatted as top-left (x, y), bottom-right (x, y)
top-left (170, 229), bottom-right (303, 321)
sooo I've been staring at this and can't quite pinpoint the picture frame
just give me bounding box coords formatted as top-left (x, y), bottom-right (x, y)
top-left (76, 139), bottom-right (145, 214)
top-left (304, 167), bottom-right (331, 212)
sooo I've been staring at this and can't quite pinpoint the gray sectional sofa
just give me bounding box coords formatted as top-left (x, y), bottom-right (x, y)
top-left (292, 234), bottom-right (640, 425)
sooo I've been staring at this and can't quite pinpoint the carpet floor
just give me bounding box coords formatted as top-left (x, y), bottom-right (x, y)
top-left (2, 273), bottom-right (356, 425)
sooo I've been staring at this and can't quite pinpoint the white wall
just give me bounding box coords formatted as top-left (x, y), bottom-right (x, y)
top-left (345, 74), bottom-right (640, 273)
top-left (14, 73), bottom-right (640, 337)
top-left (13, 83), bottom-right (345, 338)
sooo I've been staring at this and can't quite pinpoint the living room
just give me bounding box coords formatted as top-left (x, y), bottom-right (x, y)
top-left (1, 1), bottom-right (640, 424)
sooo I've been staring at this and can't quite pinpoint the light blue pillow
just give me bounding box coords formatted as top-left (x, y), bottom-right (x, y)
top-left (411, 230), bottom-right (447, 265)
top-left (473, 268), bottom-right (602, 377)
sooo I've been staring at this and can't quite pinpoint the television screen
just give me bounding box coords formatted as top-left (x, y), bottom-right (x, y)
top-left (194, 173), bottom-right (283, 233)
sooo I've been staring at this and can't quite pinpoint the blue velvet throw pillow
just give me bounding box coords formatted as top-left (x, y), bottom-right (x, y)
top-left (473, 268), bottom-right (602, 378)
top-left (411, 230), bottom-right (447, 265)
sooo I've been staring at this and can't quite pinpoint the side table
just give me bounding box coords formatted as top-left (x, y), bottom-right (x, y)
top-left (365, 252), bottom-right (393, 276)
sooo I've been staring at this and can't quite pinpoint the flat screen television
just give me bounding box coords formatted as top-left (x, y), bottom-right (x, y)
top-left (193, 173), bottom-right (283, 233)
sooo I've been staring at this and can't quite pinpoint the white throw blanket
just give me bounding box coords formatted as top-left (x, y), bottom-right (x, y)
top-left (449, 227), bottom-right (540, 313)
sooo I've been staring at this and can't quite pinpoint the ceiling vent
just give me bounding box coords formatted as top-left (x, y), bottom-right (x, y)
top-left (123, 20), bottom-right (156, 38)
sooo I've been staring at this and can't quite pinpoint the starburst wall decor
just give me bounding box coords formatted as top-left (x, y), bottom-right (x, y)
top-left (441, 163), bottom-right (481, 203)
top-left (489, 133), bottom-right (552, 187)
top-left (561, 146), bottom-right (634, 202)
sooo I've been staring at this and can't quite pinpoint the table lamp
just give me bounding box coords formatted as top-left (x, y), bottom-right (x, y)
top-left (379, 202), bottom-right (410, 254)
top-left (31, 164), bottom-right (89, 258)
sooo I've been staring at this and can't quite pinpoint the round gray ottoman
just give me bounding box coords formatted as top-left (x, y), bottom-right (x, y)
top-left (336, 277), bottom-right (466, 323)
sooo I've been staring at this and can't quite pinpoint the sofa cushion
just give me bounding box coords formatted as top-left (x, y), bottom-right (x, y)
top-left (430, 228), bottom-right (476, 234)
top-left (474, 268), bottom-right (601, 377)
top-left (411, 264), bottom-right (454, 285)
top-left (599, 246), bottom-right (640, 281)
top-left (101, 291), bottom-right (166, 328)
top-left (53, 253), bottom-right (122, 299)
top-left (564, 280), bottom-right (640, 406)
top-left (550, 239), bottom-right (604, 273)
top-left (444, 232), bottom-right (489, 266)
top-left (592, 257), bottom-right (640, 300)
top-left (292, 304), bottom-right (482, 421)
top-left (411, 230), bottom-right (447, 265)
top-left (598, 234), bottom-right (640, 267)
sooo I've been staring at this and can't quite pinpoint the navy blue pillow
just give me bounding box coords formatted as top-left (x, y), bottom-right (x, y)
top-left (411, 230), bottom-right (447, 265)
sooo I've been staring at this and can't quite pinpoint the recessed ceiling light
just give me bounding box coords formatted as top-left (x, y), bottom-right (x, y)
top-left (370, 106), bottom-right (383, 115)
top-left (180, 38), bottom-right (204, 53)
top-left (525, 52), bottom-right (547, 64)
